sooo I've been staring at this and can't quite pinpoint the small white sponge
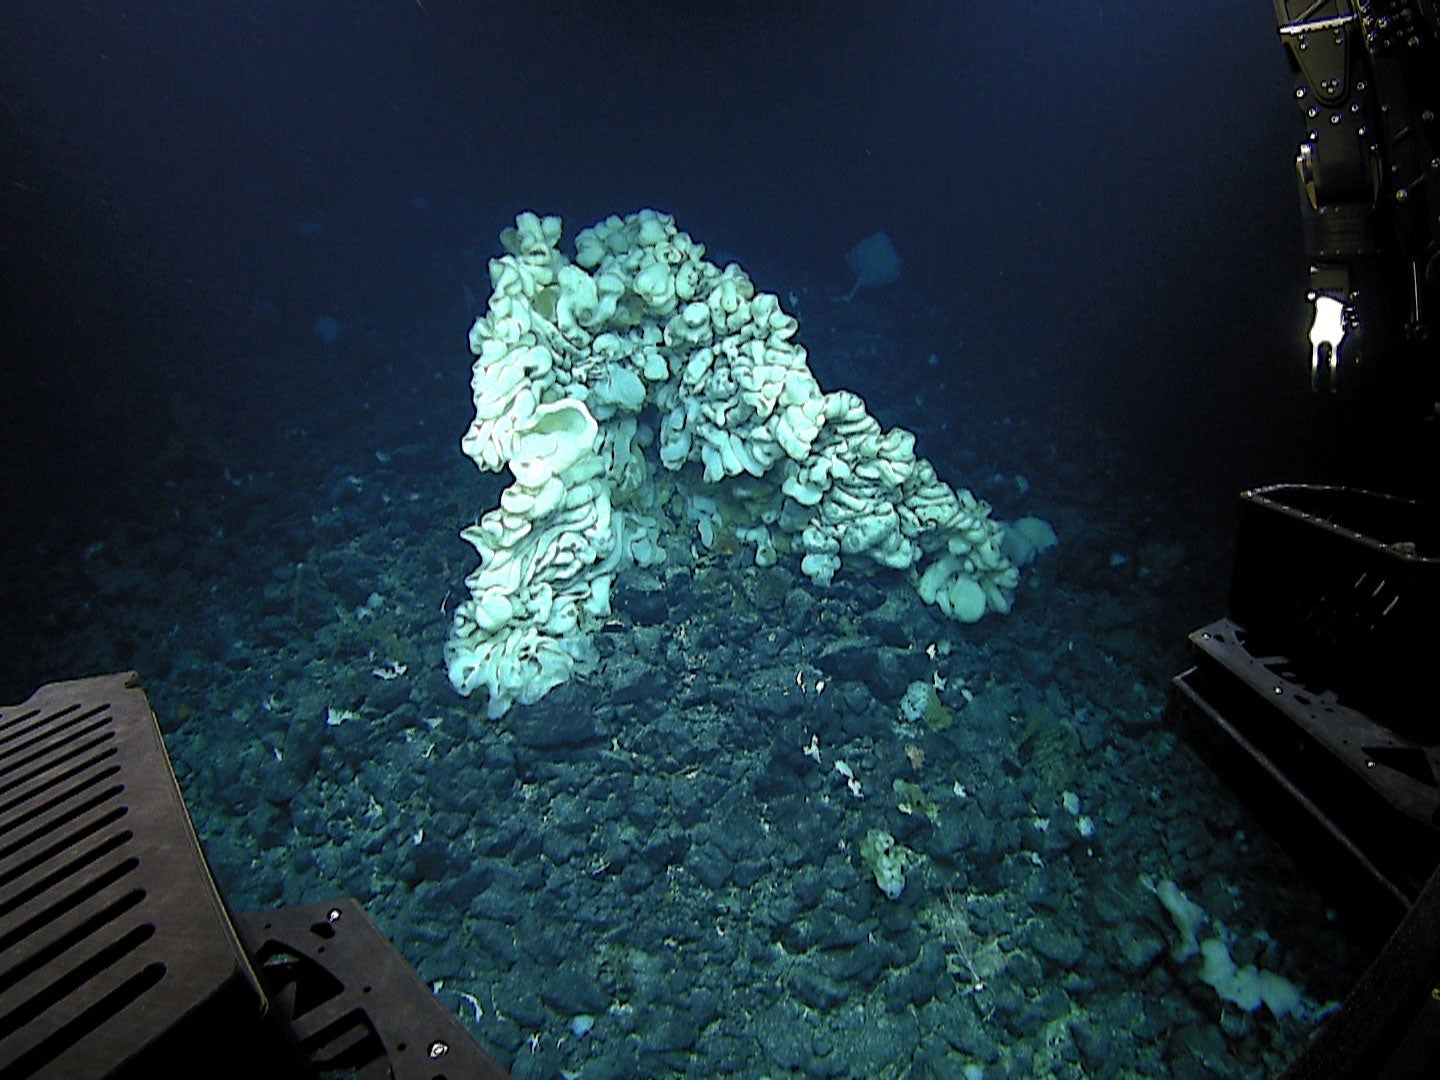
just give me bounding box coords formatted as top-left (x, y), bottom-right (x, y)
top-left (1000, 516), bottom-right (1059, 568)
top-left (1199, 938), bottom-right (1305, 1019)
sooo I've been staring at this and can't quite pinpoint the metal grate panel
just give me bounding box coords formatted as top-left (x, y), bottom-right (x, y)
top-left (0, 672), bottom-right (261, 1079)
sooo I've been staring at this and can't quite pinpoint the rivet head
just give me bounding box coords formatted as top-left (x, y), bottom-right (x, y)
top-left (430, 1042), bottom-right (449, 1059)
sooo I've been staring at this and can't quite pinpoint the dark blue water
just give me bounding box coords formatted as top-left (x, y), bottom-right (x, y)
top-left (0, 3), bottom-right (1400, 1076)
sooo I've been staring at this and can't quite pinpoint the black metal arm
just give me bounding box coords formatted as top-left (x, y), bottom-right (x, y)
top-left (1273, 0), bottom-right (1440, 400)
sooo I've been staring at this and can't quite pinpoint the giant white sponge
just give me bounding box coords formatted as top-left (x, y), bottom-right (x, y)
top-left (447, 209), bottom-right (1021, 717)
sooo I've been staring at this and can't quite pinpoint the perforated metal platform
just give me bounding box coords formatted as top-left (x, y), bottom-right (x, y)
top-left (0, 671), bottom-right (264, 1078)
top-left (1, 672), bottom-right (511, 1080)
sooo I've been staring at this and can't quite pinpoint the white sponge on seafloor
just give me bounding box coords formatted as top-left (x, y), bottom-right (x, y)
top-left (1000, 516), bottom-right (1059, 568)
top-left (845, 230), bottom-right (902, 300)
top-left (1198, 938), bottom-right (1306, 1019)
top-left (449, 208), bottom-right (1022, 718)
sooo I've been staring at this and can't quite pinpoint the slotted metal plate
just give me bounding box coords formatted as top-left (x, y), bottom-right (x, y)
top-left (0, 671), bottom-right (261, 1079)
